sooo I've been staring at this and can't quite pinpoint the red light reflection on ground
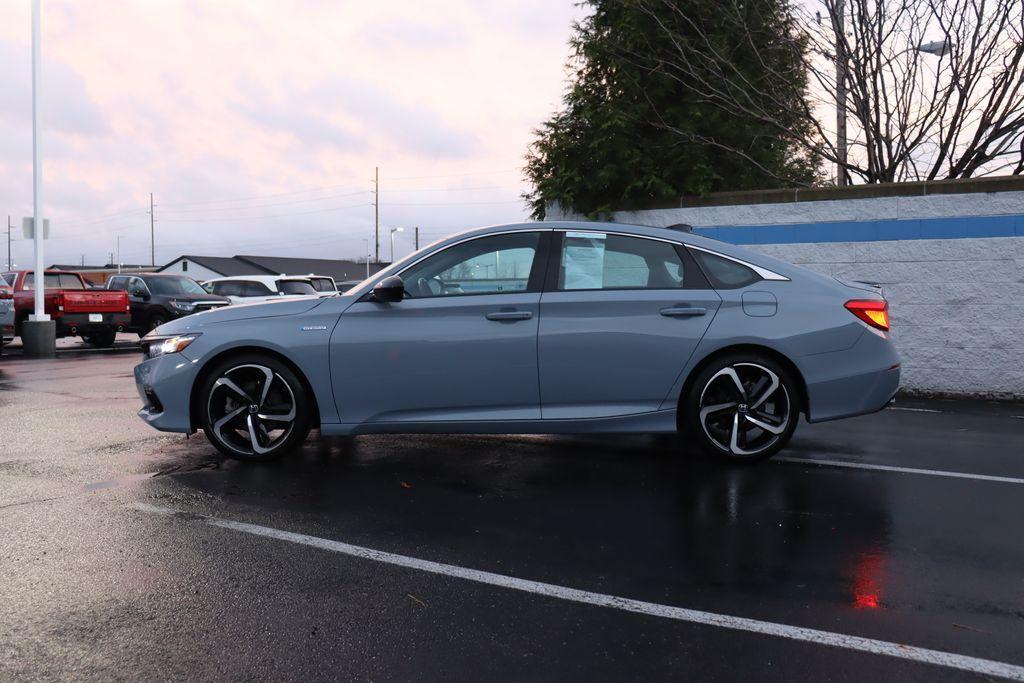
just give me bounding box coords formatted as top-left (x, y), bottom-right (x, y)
top-left (852, 552), bottom-right (885, 609)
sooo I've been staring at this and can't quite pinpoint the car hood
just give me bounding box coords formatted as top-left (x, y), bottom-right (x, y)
top-left (152, 296), bottom-right (327, 335)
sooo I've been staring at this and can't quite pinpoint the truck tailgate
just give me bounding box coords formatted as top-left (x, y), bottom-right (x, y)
top-left (62, 290), bottom-right (129, 313)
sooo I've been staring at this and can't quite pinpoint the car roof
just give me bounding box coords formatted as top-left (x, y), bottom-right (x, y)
top-left (205, 275), bottom-right (313, 284)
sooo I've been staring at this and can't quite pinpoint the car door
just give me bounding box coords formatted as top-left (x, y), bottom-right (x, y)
top-left (538, 230), bottom-right (722, 419)
top-left (330, 230), bottom-right (549, 425)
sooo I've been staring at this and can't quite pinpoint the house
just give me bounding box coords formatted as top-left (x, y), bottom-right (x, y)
top-left (158, 255), bottom-right (388, 284)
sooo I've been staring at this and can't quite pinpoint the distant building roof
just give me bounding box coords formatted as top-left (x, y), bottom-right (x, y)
top-left (235, 255), bottom-right (381, 282)
top-left (159, 254), bottom-right (389, 281)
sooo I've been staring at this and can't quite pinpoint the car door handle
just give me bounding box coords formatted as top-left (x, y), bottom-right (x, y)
top-left (485, 310), bottom-right (533, 321)
top-left (660, 306), bottom-right (707, 317)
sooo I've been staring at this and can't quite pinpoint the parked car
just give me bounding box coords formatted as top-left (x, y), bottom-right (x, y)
top-left (134, 221), bottom-right (900, 462)
top-left (306, 275), bottom-right (339, 295)
top-left (336, 279), bottom-right (364, 293)
top-left (201, 275), bottom-right (319, 304)
top-left (4, 269), bottom-right (130, 347)
top-left (0, 278), bottom-right (14, 350)
top-left (107, 273), bottom-right (231, 335)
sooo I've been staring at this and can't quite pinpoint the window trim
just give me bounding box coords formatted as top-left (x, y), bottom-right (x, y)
top-left (545, 230), bottom-right (709, 293)
top-left (686, 244), bottom-right (789, 282)
top-left (390, 229), bottom-right (551, 300)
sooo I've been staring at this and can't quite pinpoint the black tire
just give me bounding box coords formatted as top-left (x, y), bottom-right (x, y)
top-left (681, 353), bottom-right (800, 462)
top-left (148, 315), bottom-right (167, 332)
top-left (198, 352), bottom-right (312, 460)
top-left (88, 328), bottom-right (117, 347)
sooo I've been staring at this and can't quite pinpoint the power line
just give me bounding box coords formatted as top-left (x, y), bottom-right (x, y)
top-left (157, 182), bottom-right (367, 208)
top-left (156, 201), bottom-right (371, 223)
top-left (159, 189), bottom-right (370, 214)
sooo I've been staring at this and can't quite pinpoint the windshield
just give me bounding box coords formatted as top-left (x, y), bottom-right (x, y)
top-left (277, 279), bottom-right (317, 296)
top-left (145, 276), bottom-right (206, 296)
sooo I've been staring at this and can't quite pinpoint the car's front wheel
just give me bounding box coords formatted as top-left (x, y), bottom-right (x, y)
top-left (682, 354), bottom-right (800, 462)
top-left (198, 353), bottom-right (312, 460)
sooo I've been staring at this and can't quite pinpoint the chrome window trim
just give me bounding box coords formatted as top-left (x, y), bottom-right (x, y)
top-left (554, 228), bottom-right (681, 246)
top-left (686, 244), bottom-right (790, 282)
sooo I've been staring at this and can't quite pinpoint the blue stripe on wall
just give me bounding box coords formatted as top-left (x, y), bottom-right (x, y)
top-left (693, 214), bottom-right (1024, 245)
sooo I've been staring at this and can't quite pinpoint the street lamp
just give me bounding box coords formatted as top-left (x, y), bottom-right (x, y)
top-left (389, 227), bottom-right (404, 264)
top-left (833, 23), bottom-right (954, 185)
top-left (116, 235), bottom-right (123, 274)
top-left (362, 237), bottom-right (370, 278)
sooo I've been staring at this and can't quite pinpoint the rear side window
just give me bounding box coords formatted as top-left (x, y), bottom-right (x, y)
top-left (212, 281), bottom-right (242, 297)
top-left (241, 281), bottom-right (273, 297)
top-left (277, 280), bottom-right (317, 295)
top-left (310, 277), bottom-right (335, 292)
top-left (691, 250), bottom-right (761, 289)
top-left (108, 276), bottom-right (127, 291)
top-left (2, 273), bottom-right (15, 286)
top-left (556, 232), bottom-right (692, 291)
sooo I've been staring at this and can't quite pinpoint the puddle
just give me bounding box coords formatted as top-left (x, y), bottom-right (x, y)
top-left (83, 472), bottom-right (160, 492)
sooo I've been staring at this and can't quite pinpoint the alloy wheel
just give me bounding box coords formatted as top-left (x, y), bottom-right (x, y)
top-left (698, 362), bottom-right (791, 457)
top-left (206, 363), bottom-right (297, 456)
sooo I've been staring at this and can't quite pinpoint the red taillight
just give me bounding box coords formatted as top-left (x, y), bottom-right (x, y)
top-left (0, 290), bottom-right (11, 300)
top-left (845, 299), bottom-right (889, 331)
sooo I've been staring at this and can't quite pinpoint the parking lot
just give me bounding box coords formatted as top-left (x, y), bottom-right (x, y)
top-left (1, 351), bottom-right (1023, 681)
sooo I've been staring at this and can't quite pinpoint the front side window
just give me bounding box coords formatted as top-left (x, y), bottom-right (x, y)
top-left (2, 273), bottom-right (15, 286)
top-left (557, 232), bottom-right (688, 291)
top-left (107, 276), bottom-right (127, 291)
top-left (400, 232), bottom-right (540, 298)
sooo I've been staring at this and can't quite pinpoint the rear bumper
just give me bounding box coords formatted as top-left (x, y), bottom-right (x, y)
top-left (801, 328), bottom-right (901, 423)
top-left (57, 312), bottom-right (131, 336)
top-left (134, 353), bottom-right (200, 433)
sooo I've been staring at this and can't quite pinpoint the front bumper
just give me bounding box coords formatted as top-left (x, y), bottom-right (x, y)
top-left (134, 352), bottom-right (202, 433)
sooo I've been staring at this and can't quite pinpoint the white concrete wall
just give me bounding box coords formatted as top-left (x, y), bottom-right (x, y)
top-left (550, 189), bottom-right (1024, 227)
top-left (552, 190), bottom-right (1024, 398)
top-left (753, 237), bottom-right (1024, 399)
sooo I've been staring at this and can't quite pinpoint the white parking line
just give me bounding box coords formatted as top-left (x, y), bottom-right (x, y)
top-left (890, 406), bottom-right (942, 413)
top-left (776, 457), bottom-right (1024, 485)
top-left (131, 502), bottom-right (1024, 681)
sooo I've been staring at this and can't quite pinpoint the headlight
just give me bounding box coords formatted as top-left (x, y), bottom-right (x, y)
top-left (170, 300), bottom-right (196, 311)
top-left (146, 333), bottom-right (201, 359)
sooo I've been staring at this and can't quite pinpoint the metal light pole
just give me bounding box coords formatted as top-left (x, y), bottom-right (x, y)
top-left (30, 0), bottom-right (45, 321)
top-left (389, 227), bottom-right (403, 264)
top-left (116, 235), bottom-right (123, 274)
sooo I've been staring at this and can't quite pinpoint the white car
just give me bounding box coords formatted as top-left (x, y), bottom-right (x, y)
top-left (201, 275), bottom-right (320, 304)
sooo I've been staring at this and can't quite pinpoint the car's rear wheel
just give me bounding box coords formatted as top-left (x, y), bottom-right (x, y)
top-left (198, 354), bottom-right (311, 460)
top-left (682, 354), bottom-right (800, 462)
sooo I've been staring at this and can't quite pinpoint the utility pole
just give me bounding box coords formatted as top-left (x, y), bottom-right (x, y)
top-left (373, 166), bottom-right (380, 263)
top-left (414, 226), bottom-right (419, 251)
top-left (116, 236), bottom-right (123, 274)
top-left (6, 216), bottom-right (12, 270)
top-left (835, 0), bottom-right (848, 186)
top-left (79, 254), bottom-right (84, 267)
top-left (148, 192), bottom-right (156, 266)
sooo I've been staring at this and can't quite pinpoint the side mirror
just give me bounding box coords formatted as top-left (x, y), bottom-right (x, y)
top-left (372, 275), bottom-right (405, 303)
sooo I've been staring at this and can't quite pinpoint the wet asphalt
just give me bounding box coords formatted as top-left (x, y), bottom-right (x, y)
top-left (1, 352), bottom-right (1023, 681)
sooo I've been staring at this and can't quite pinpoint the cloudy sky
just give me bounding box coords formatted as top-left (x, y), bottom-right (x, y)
top-left (0, 1), bottom-right (587, 268)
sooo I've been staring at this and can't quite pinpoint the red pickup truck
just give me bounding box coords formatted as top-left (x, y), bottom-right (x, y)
top-left (3, 270), bottom-right (131, 347)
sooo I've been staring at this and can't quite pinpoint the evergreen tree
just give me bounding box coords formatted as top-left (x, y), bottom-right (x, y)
top-left (525, 0), bottom-right (819, 219)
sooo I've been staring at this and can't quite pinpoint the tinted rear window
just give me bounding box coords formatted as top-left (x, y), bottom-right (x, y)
top-left (691, 250), bottom-right (761, 289)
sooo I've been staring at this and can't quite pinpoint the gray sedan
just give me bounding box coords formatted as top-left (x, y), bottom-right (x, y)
top-left (134, 221), bottom-right (900, 461)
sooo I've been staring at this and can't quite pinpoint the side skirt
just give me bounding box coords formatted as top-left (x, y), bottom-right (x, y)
top-left (319, 409), bottom-right (679, 437)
